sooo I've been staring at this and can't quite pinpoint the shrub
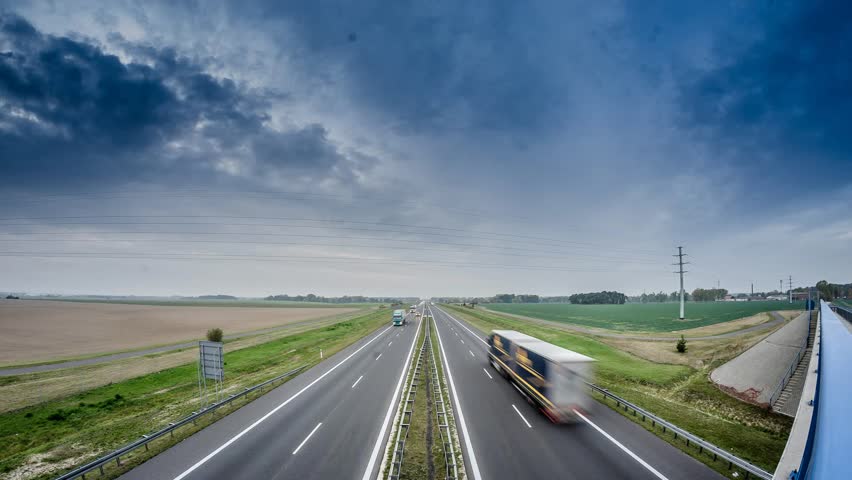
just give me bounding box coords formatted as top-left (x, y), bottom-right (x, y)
top-left (676, 335), bottom-right (687, 353)
top-left (47, 410), bottom-right (68, 421)
top-left (206, 328), bottom-right (224, 342)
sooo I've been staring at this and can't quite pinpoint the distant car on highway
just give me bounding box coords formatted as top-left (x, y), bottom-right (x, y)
top-left (488, 329), bottom-right (594, 423)
top-left (392, 309), bottom-right (406, 326)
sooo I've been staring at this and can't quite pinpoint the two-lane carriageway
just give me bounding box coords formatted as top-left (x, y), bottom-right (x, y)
top-left (428, 304), bottom-right (723, 480)
top-left (121, 307), bottom-right (425, 480)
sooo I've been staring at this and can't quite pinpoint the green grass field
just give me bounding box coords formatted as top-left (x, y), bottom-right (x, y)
top-left (443, 305), bottom-right (791, 475)
top-left (485, 301), bottom-right (802, 332)
top-left (0, 309), bottom-right (389, 479)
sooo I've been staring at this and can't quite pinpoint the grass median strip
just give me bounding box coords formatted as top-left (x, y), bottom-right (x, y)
top-left (0, 309), bottom-right (389, 480)
top-left (443, 305), bottom-right (791, 477)
top-left (383, 314), bottom-right (466, 480)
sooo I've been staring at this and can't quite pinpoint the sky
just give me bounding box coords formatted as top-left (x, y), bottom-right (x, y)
top-left (0, 0), bottom-right (849, 298)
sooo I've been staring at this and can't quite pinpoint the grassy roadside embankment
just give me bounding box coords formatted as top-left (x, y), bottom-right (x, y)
top-left (0, 309), bottom-right (389, 480)
top-left (443, 305), bottom-right (791, 477)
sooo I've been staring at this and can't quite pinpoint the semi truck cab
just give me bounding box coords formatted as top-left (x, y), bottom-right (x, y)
top-left (392, 309), bottom-right (405, 326)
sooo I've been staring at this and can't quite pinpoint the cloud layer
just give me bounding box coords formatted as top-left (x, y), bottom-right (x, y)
top-left (0, 1), bottom-right (849, 296)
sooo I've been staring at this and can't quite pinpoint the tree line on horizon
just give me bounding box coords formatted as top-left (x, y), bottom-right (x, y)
top-left (264, 294), bottom-right (419, 304)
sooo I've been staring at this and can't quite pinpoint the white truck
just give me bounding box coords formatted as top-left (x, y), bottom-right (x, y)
top-left (488, 329), bottom-right (594, 423)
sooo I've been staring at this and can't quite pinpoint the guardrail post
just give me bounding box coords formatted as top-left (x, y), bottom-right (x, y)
top-left (99, 465), bottom-right (104, 475)
top-left (116, 456), bottom-right (121, 467)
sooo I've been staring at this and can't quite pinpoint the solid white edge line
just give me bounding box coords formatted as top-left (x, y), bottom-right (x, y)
top-left (483, 368), bottom-right (493, 379)
top-left (292, 422), bottom-right (322, 455)
top-left (360, 316), bottom-right (423, 480)
top-left (511, 404), bottom-right (532, 428)
top-left (352, 375), bottom-right (364, 389)
top-left (431, 306), bottom-right (483, 480)
top-left (573, 410), bottom-right (669, 480)
top-left (172, 326), bottom-right (392, 480)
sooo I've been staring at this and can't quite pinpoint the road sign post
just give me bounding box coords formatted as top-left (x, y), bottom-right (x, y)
top-left (198, 340), bottom-right (224, 408)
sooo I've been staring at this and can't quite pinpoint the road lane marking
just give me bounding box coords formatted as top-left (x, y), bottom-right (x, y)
top-left (483, 368), bottom-right (493, 379)
top-left (469, 350), bottom-right (475, 357)
top-left (388, 341), bottom-right (393, 346)
top-left (172, 326), bottom-right (392, 480)
top-left (361, 316), bottom-right (424, 480)
top-left (512, 404), bottom-right (532, 428)
top-left (430, 306), bottom-right (483, 480)
top-left (376, 353), bottom-right (383, 361)
top-left (352, 375), bottom-right (364, 388)
top-left (292, 423), bottom-right (322, 455)
top-left (438, 308), bottom-right (488, 345)
top-left (573, 410), bottom-right (669, 480)
top-left (460, 339), bottom-right (465, 344)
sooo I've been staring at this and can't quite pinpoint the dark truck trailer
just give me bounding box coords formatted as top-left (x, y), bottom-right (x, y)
top-left (488, 329), bottom-right (594, 423)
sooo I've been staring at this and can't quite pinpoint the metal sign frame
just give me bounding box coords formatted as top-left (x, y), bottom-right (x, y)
top-left (198, 340), bottom-right (224, 408)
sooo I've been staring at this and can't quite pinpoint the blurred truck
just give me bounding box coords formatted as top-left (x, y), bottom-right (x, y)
top-left (392, 309), bottom-right (406, 326)
top-left (488, 329), bottom-right (594, 423)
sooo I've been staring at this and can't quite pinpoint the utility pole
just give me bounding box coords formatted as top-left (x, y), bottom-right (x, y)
top-left (673, 246), bottom-right (689, 320)
top-left (780, 279), bottom-right (783, 294)
top-left (788, 275), bottom-right (793, 304)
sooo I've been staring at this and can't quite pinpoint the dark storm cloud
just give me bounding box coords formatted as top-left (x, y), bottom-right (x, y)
top-left (233, 0), bottom-right (566, 135)
top-left (680, 1), bottom-right (852, 172)
top-left (0, 13), bottom-right (361, 191)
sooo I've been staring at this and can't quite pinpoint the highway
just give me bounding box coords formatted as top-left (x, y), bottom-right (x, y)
top-left (120, 308), bottom-right (424, 480)
top-left (427, 304), bottom-right (722, 480)
top-left (118, 302), bottom-right (722, 479)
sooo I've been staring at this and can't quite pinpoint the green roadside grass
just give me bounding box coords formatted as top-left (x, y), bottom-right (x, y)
top-left (484, 301), bottom-right (802, 332)
top-left (0, 309), bottom-right (389, 480)
top-left (443, 305), bottom-right (791, 476)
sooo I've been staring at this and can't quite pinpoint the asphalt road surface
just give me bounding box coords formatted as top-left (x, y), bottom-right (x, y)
top-left (120, 303), bottom-right (722, 479)
top-left (120, 308), bottom-right (424, 480)
top-left (428, 304), bottom-right (722, 480)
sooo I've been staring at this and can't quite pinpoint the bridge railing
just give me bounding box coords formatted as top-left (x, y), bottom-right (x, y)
top-left (798, 301), bottom-right (852, 479)
top-left (53, 365), bottom-right (306, 480)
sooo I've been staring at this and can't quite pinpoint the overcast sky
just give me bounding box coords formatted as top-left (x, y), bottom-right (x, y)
top-left (0, 0), bottom-right (849, 298)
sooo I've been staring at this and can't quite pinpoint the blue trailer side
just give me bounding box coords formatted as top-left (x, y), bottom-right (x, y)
top-left (488, 330), bottom-right (594, 423)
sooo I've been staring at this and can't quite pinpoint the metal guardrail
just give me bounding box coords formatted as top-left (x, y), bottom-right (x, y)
top-left (768, 311), bottom-right (813, 408)
top-left (54, 365), bottom-right (307, 480)
top-left (427, 315), bottom-right (459, 480)
top-left (586, 382), bottom-right (772, 479)
top-left (832, 303), bottom-right (852, 322)
top-left (388, 324), bottom-right (427, 480)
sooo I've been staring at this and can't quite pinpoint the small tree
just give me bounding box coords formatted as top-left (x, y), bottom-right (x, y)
top-left (206, 328), bottom-right (224, 343)
top-left (676, 335), bottom-right (687, 353)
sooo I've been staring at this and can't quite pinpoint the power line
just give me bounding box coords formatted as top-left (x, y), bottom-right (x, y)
top-left (0, 231), bottom-right (663, 263)
top-left (0, 251), bottom-right (670, 273)
top-left (0, 238), bottom-right (664, 265)
top-left (0, 215), bottom-right (668, 255)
